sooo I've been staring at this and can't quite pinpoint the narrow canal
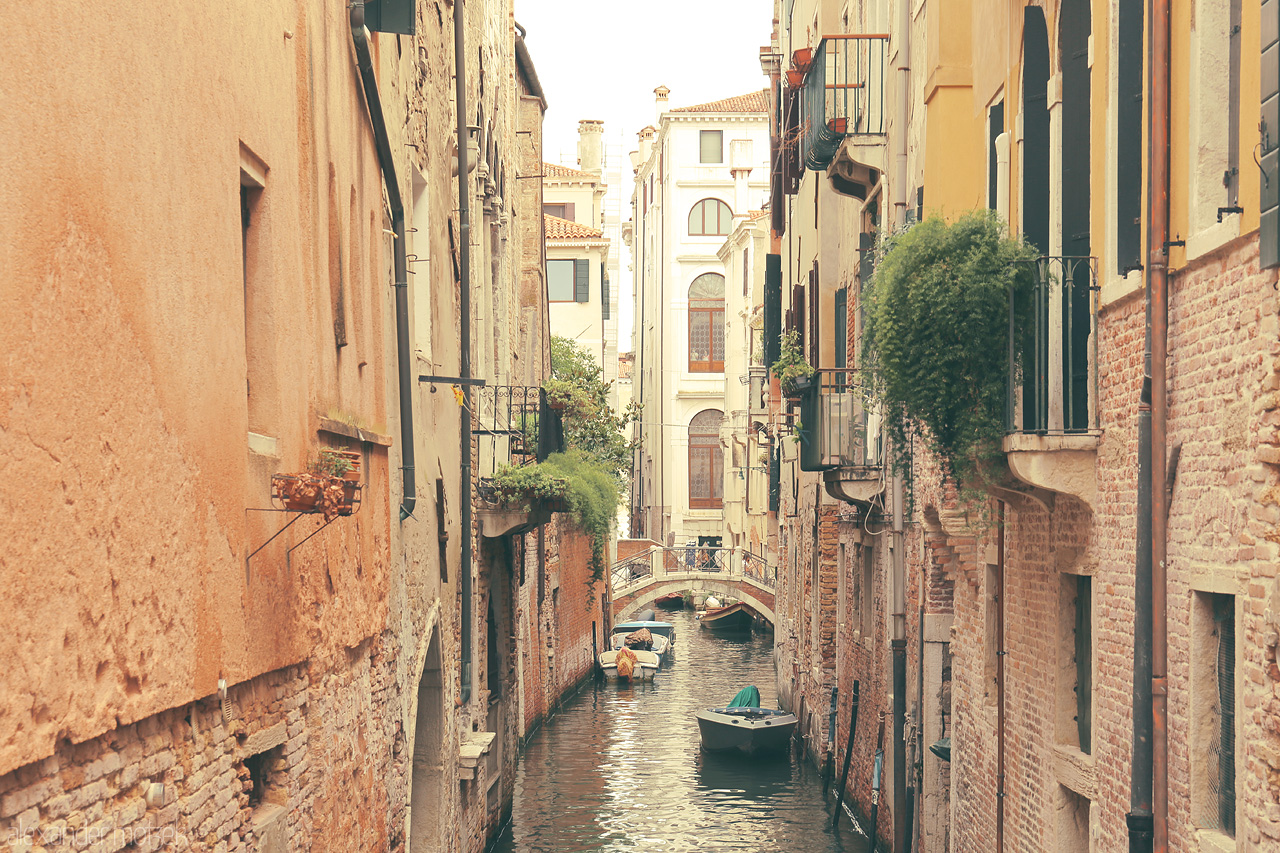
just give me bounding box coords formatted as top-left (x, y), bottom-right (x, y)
top-left (492, 609), bottom-right (871, 853)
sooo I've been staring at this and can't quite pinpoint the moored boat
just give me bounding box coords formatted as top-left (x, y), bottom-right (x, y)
top-left (598, 646), bottom-right (660, 682)
top-left (697, 601), bottom-right (755, 632)
top-left (695, 686), bottom-right (797, 755)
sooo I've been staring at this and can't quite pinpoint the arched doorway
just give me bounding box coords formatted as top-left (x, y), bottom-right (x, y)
top-left (410, 628), bottom-right (443, 853)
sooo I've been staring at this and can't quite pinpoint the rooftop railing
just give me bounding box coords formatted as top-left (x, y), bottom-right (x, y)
top-left (801, 35), bottom-right (889, 170)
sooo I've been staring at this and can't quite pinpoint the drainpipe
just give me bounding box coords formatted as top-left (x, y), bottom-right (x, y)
top-left (890, 0), bottom-right (911, 849)
top-left (1148, 0), bottom-right (1172, 841)
top-left (1129, 374), bottom-right (1154, 853)
top-left (996, 502), bottom-right (1007, 853)
top-left (454, 0), bottom-right (474, 704)
top-left (350, 3), bottom-right (415, 520)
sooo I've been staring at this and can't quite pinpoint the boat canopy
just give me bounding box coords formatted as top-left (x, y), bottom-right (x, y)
top-left (727, 685), bottom-right (761, 708)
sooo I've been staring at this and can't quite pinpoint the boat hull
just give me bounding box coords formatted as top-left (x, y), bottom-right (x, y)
top-left (697, 602), bottom-right (755, 632)
top-left (695, 708), bottom-right (798, 755)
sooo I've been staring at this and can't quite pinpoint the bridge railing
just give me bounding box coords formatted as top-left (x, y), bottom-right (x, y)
top-left (608, 547), bottom-right (776, 598)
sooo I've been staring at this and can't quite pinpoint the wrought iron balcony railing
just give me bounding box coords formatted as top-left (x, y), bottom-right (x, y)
top-left (1007, 256), bottom-right (1099, 435)
top-left (607, 547), bottom-right (774, 595)
top-left (798, 369), bottom-right (883, 472)
top-left (801, 35), bottom-right (888, 171)
top-left (475, 385), bottom-right (565, 500)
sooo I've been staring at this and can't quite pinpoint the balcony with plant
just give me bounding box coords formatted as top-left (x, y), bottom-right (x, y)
top-left (862, 210), bottom-right (1047, 498)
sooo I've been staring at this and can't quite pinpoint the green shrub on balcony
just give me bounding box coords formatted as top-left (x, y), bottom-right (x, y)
top-left (771, 329), bottom-right (815, 397)
top-left (864, 210), bottom-right (1036, 487)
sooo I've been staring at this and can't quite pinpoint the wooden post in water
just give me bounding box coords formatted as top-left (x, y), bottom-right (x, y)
top-left (832, 681), bottom-right (860, 825)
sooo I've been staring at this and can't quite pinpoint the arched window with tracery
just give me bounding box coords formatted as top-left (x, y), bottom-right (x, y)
top-left (688, 273), bottom-right (725, 373)
top-left (688, 198), bottom-right (733, 236)
top-left (688, 409), bottom-right (724, 509)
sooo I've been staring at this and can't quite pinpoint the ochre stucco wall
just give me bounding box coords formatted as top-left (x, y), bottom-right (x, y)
top-left (0, 0), bottom-right (395, 776)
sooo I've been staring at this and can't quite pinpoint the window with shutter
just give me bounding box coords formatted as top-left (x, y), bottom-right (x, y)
top-left (689, 273), bottom-right (726, 372)
top-left (574, 259), bottom-right (590, 302)
top-left (688, 410), bottom-right (724, 508)
top-left (1118, 0), bottom-right (1144, 271)
top-left (1263, 0), bottom-right (1280, 267)
top-left (791, 282), bottom-right (806, 356)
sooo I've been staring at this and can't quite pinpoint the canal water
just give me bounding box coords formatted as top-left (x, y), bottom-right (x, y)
top-left (492, 609), bottom-right (871, 853)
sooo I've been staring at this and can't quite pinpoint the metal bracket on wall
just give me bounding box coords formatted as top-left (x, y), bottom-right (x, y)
top-left (418, 374), bottom-right (487, 387)
top-left (244, 508), bottom-right (308, 571)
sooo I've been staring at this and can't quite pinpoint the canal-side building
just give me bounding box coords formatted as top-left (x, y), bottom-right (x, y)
top-left (0, 4), bottom-right (606, 853)
top-left (628, 87), bottom-right (771, 548)
top-left (764, 0), bottom-right (1280, 851)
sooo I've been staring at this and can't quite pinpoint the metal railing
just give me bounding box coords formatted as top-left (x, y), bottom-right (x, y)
top-left (1007, 256), bottom-right (1099, 435)
top-left (801, 35), bottom-right (889, 170)
top-left (798, 369), bottom-right (883, 472)
top-left (475, 385), bottom-right (565, 500)
top-left (608, 547), bottom-right (775, 597)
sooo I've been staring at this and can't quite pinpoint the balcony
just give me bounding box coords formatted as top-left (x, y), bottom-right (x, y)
top-left (801, 35), bottom-right (888, 172)
top-left (475, 384), bottom-right (566, 537)
top-left (1003, 257), bottom-right (1100, 506)
top-left (794, 369), bottom-right (886, 506)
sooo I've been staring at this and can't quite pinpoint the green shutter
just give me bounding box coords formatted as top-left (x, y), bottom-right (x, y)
top-left (364, 0), bottom-right (416, 35)
top-left (834, 287), bottom-right (848, 368)
top-left (1263, 0), bottom-right (1280, 267)
top-left (601, 265), bottom-right (611, 319)
top-left (575, 259), bottom-right (589, 302)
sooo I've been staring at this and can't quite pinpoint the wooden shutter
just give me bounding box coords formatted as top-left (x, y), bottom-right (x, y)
top-left (765, 253), bottom-right (782, 366)
top-left (601, 265), bottom-right (610, 319)
top-left (808, 262), bottom-right (820, 364)
top-left (574, 259), bottom-right (589, 302)
top-left (1118, 0), bottom-right (1144, 271)
top-left (834, 287), bottom-right (848, 369)
top-left (1263, 0), bottom-right (1280, 267)
top-left (365, 0), bottom-right (416, 34)
top-left (792, 283), bottom-right (806, 356)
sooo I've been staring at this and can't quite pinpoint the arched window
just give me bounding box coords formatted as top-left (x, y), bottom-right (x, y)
top-left (688, 198), bottom-right (733, 236)
top-left (688, 410), bottom-right (724, 509)
top-left (688, 273), bottom-right (725, 373)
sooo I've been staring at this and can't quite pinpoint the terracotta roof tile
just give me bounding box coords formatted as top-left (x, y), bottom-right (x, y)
top-left (545, 214), bottom-right (604, 240)
top-left (669, 90), bottom-right (769, 114)
top-left (543, 162), bottom-right (598, 179)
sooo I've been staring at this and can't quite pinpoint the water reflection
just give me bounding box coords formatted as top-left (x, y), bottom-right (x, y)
top-left (492, 610), bottom-right (869, 853)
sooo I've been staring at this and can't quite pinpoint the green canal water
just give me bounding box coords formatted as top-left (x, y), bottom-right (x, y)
top-left (490, 609), bottom-right (871, 853)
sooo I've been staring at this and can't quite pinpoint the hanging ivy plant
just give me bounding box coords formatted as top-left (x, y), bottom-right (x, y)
top-left (863, 209), bottom-right (1037, 488)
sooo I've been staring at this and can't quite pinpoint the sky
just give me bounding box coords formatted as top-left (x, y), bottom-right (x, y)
top-left (517, 0), bottom-right (775, 351)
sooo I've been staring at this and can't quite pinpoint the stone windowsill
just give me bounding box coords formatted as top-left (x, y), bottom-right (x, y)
top-left (1002, 433), bottom-right (1099, 506)
top-left (458, 732), bottom-right (496, 780)
top-left (318, 416), bottom-right (392, 447)
top-left (1196, 828), bottom-right (1236, 853)
top-left (1052, 743), bottom-right (1096, 799)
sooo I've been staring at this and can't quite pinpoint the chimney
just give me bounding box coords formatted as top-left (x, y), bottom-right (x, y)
top-left (577, 119), bottom-right (604, 175)
top-left (654, 85), bottom-right (670, 125)
top-left (730, 139), bottom-right (754, 215)
top-left (638, 126), bottom-right (656, 165)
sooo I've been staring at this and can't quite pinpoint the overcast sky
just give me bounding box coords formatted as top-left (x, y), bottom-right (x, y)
top-left (517, 0), bottom-right (775, 351)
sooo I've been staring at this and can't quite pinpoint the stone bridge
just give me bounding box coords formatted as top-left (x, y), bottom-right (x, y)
top-left (609, 546), bottom-right (777, 626)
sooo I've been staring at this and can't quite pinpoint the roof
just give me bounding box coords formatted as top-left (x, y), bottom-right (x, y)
top-left (544, 214), bottom-right (603, 240)
top-left (668, 90), bottom-right (769, 114)
top-left (543, 162), bottom-right (598, 179)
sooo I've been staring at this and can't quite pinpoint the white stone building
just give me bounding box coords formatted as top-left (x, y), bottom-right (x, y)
top-left (626, 88), bottom-right (770, 547)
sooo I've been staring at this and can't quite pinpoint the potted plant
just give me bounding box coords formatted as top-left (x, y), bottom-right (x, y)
top-left (271, 449), bottom-right (363, 519)
top-left (488, 464), bottom-right (571, 512)
top-left (771, 330), bottom-right (815, 400)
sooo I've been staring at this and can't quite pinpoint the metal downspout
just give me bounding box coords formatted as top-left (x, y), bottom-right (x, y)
top-left (891, 0), bottom-right (910, 849)
top-left (996, 502), bottom-right (1007, 853)
top-left (350, 4), bottom-right (416, 521)
top-left (1149, 0), bottom-right (1172, 837)
top-left (454, 0), bottom-right (474, 705)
